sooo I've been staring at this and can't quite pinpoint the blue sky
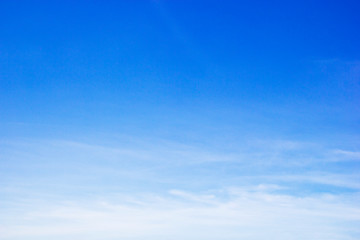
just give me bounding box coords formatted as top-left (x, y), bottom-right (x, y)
top-left (1, 1), bottom-right (360, 239)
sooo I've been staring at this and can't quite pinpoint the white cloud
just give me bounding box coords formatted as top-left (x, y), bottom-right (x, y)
top-left (332, 149), bottom-right (360, 161)
top-left (0, 188), bottom-right (359, 240)
top-left (1, 137), bottom-right (360, 239)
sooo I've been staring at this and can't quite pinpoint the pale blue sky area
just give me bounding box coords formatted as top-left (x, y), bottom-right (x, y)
top-left (1, 1), bottom-right (360, 239)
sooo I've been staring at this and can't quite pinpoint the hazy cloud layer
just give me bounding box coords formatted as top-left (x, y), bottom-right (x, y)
top-left (1, 137), bottom-right (359, 239)
top-left (1, 188), bottom-right (359, 240)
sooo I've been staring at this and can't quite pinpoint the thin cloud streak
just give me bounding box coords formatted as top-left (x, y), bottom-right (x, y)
top-left (1, 188), bottom-right (359, 240)
top-left (1, 136), bottom-right (359, 239)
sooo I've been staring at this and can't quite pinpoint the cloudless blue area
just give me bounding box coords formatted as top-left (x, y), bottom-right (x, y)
top-left (1, 0), bottom-right (359, 140)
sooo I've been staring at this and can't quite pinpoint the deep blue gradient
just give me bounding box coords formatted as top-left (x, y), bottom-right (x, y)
top-left (1, 1), bottom-right (360, 239)
top-left (1, 1), bottom-right (359, 134)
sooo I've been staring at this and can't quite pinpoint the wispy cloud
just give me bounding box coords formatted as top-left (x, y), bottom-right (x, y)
top-left (1, 136), bottom-right (359, 239)
top-left (1, 137), bottom-right (359, 189)
top-left (332, 149), bottom-right (360, 161)
top-left (1, 188), bottom-right (359, 240)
